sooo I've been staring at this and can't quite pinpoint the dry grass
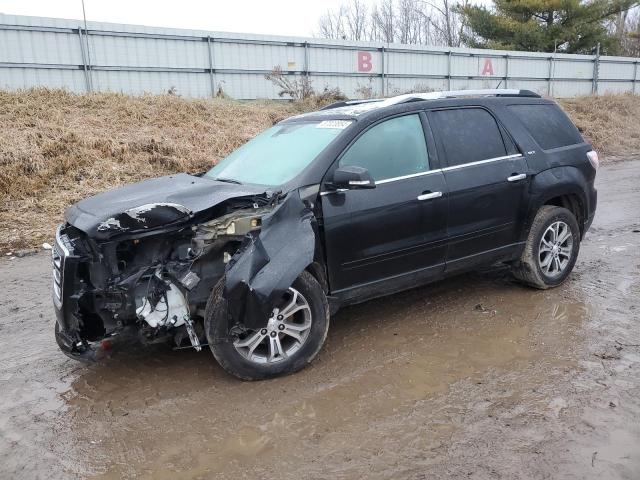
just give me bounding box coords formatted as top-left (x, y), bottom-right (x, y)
top-left (0, 89), bottom-right (310, 251)
top-left (559, 94), bottom-right (640, 156)
top-left (1, 89), bottom-right (638, 252)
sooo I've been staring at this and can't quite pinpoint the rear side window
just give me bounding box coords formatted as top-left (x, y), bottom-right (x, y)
top-left (339, 114), bottom-right (429, 181)
top-left (508, 104), bottom-right (583, 150)
top-left (431, 108), bottom-right (508, 167)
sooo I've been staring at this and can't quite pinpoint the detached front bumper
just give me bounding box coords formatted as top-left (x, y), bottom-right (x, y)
top-left (52, 226), bottom-right (83, 328)
top-left (52, 225), bottom-right (109, 361)
top-left (54, 322), bottom-right (100, 361)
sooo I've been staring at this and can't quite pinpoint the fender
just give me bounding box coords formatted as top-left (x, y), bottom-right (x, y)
top-left (522, 165), bottom-right (592, 242)
top-left (223, 190), bottom-right (316, 331)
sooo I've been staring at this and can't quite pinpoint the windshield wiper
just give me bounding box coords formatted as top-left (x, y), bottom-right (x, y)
top-left (213, 177), bottom-right (243, 185)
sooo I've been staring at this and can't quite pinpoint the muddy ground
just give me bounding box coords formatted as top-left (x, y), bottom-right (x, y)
top-left (1, 160), bottom-right (639, 480)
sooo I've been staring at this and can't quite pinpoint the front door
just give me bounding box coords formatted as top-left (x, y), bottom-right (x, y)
top-left (320, 113), bottom-right (448, 295)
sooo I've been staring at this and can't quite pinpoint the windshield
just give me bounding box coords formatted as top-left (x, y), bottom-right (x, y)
top-left (205, 120), bottom-right (352, 186)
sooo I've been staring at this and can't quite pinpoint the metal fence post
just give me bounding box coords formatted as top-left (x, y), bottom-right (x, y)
top-left (84, 27), bottom-right (93, 91)
top-left (303, 41), bottom-right (309, 81)
top-left (207, 36), bottom-right (215, 98)
top-left (633, 61), bottom-right (638, 95)
top-left (447, 50), bottom-right (452, 90)
top-left (592, 42), bottom-right (600, 95)
top-left (504, 54), bottom-right (509, 89)
top-left (381, 45), bottom-right (385, 96)
top-left (548, 54), bottom-right (556, 97)
top-left (77, 27), bottom-right (91, 92)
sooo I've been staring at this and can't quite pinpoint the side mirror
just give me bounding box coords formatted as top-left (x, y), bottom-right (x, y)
top-left (332, 165), bottom-right (376, 190)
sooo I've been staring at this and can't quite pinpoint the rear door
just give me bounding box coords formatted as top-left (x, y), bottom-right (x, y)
top-left (321, 113), bottom-right (448, 294)
top-left (428, 107), bottom-right (529, 271)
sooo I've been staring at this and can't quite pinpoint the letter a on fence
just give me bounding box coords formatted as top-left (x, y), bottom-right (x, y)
top-left (481, 58), bottom-right (494, 76)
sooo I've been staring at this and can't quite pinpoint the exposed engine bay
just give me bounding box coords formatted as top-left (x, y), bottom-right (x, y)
top-left (53, 177), bottom-right (319, 361)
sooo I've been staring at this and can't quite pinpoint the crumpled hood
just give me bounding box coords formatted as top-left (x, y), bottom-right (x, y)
top-left (65, 173), bottom-right (267, 240)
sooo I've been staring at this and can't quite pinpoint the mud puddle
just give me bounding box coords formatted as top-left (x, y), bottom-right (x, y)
top-left (1, 160), bottom-right (639, 479)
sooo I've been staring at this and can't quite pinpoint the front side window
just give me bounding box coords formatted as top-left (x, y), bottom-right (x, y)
top-left (206, 120), bottom-right (351, 186)
top-left (431, 108), bottom-right (508, 167)
top-left (339, 114), bottom-right (430, 182)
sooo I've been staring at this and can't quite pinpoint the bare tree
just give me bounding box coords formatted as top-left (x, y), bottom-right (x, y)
top-left (417, 0), bottom-right (469, 47)
top-left (397, 0), bottom-right (426, 44)
top-left (624, 7), bottom-right (640, 55)
top-left (317, 0), bottom-right (469, 47)
top-left (371, 0), bottom-right (396, 43)
top-left (345, 0), bottom-right (369, 40)
top-left (318, 6), bottom-right (347, 40)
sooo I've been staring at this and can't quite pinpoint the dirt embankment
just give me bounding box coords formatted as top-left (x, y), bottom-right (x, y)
top-left (0, 89), bottom-right (639, 252)
top-left (560, 95), bottom-right (640, 158)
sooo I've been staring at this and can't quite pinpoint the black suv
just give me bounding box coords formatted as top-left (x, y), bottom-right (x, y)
top-left (53, 89), bottom-right (598, 380)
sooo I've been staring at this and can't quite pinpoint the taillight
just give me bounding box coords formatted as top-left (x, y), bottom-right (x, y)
top-left (587, 150), bottom-right (599, 170)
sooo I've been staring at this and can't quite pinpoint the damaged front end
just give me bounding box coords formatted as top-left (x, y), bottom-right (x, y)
top-left (53, 186), bottom-right (319, 361)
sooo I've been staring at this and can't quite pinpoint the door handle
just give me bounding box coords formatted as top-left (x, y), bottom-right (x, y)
top-left (417, 191), bottom-right (443, 201)
top-left (507, 173), bottom-right (527, 182)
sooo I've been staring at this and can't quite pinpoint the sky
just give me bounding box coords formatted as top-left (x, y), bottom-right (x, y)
top-left (0, 0), bottom-right (361, 37)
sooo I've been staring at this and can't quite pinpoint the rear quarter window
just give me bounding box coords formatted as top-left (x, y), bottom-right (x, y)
top-left (507, 103), bottom-right (584, 150)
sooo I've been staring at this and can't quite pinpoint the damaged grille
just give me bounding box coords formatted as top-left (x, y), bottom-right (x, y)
top-left (52, 226), bottom-right (72, 307)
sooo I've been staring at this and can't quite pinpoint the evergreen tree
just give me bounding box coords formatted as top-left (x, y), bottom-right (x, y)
top-left (460, 0), bottom-right (638, 54)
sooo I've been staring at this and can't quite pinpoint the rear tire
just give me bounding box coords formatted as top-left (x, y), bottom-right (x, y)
top-left (204, 271), bottom-right (330, 380)
top-left (512, 206), bottom-right (580, 289)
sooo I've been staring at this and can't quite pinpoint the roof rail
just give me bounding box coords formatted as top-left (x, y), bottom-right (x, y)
top-left (386, 89), bottom-right (540, 106)
top-left (319, 98), bottom-right (384, 110)
top-left (320, 89), bottom-right (540, 111)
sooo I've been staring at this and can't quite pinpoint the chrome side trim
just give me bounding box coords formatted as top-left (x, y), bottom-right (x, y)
top-left (319, 153), bottom-right (524, 194)
top-left (377, 154), bottom-right (522, 184)
top-left (440, 154), bottom-right (523, 172)
top-left (375, 169), bottom-right (440, 185)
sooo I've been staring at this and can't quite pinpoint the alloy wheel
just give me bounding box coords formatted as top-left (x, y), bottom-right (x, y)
top-left (538, 220), bottom-right (574, 277)
top-left (233, 287), bottom-right (312, 364)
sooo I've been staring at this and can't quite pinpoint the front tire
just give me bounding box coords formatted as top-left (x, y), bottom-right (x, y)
top-left (204, 271), bottom-right (330, 380)
top-left (512, 206), bottom-right (580, 289)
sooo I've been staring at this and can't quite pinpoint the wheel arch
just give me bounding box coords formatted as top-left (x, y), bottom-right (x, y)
top-left (305, 260), bottom-right (329, 294)
top-left (524, 166), bottom-right (590, 241)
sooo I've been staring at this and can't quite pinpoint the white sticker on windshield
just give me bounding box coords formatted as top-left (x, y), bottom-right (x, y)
top-left (316, 120), bottom-right (352, 129)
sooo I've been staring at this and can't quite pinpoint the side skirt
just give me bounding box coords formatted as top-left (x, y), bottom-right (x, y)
top-left (328, 242), bottom-right (524, 312)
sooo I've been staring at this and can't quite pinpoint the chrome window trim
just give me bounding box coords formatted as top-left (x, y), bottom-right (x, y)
top-left (319, 153), bottom-right (524, 194)
top-left (376, 153), bottom-right (523, 184)
top-left (440, 154), bottom-right (523, 172)
top-left (375, 169), bottom-right (439, 185)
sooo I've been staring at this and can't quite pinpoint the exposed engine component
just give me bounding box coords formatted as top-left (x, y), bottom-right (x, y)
top-left (179, 271), bottom-right (201, 291)
top-left (191, 207), bottom-right (268, 253)
top-left (52, 185), bottom-right (317, 360)
top-left (136, 276), bottom-right (189, 328)
top-left (182, 315), bottom-right (202, 352)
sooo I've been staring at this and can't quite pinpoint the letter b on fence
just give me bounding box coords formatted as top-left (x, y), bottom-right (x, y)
top-left (357, 51), bottom-right (373, 72)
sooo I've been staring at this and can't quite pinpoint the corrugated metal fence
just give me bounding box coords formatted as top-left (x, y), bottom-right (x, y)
top-left (1, 14), bottom-right (639, 99)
